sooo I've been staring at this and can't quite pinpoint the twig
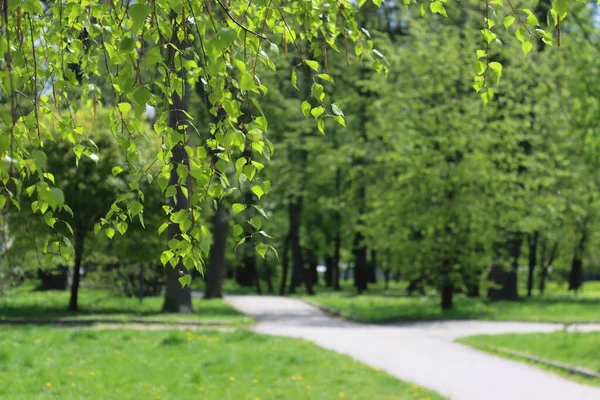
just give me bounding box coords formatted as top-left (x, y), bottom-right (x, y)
top-left (215, 0), bottom-right (266, 39)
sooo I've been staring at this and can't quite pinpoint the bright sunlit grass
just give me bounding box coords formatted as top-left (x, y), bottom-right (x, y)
top-left (0, 327), bottom-right (445, 400)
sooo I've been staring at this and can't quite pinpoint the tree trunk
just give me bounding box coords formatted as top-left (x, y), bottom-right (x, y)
top-left (332, 217), bottom-right (342, 290)
top-left (353, 185), bottom-right (368, 294)
top-left (68, 229), bottom-right (85, 312)
top-left (527, 231), bottom-right (539, 297)
top-left (505, 235), bottom-right (523, 300)
top-left (368, 249), bottom-right (377, 283)
top-left (539, 240), bottom-right (557, 295)
top-left (204, 202), bottom-right (229, 299)
top-left (324, 255), bottom-right (334, 287)
top-left (569, 227), bottom-right (587, 294)
top-left (441, 283), bottom-right (453, 310)
top-left (288, 199), bottom-right (314, 294)
top-left (278, 234), bottom-right (290, 296)
top-left (162, 19), bottom-right (193, 313)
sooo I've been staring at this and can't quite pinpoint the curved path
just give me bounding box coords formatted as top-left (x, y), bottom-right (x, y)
top-left (226, 295), bottom-right (600, 400)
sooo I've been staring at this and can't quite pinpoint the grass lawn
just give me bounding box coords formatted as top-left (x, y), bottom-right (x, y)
top-left (0, 327), bottom-right (445, 400)
top-left (458, 331), bottom-right (600, 387)
top-left (301, 281), bottom-right (600, 324)
top-left (0, 283), bottom-right (252, 326)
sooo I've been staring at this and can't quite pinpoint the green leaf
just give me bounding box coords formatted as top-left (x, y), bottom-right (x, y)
top-left (112, 166), bottom-right (124, 176)
top-left (318, 74), bottom-right (335, 84)
top-left (31, 150), bottom-right (47, 171)
top-left (129, 3), bottom-right (150, 32)
top-left (232, 203), bottom-right (246, 216)
top-left (522, 41), bottom-right (533, 54)
top-left (476, 50), bottom-right (487, 59)
top-left (251, 185), bottom-right (265, 199)
top-left (105, 227), bottom-right (115, 239)
top-left (503, 15), bottom-right (515, 29)
top-left (233, 224), bottom-right (243, 237)
top-left (178, 275), bottom-right (192, 288)
top-left (170, 209), bottom-right (188, 223)
top-left (488, 62), bottom-right (503, 84)
top-left (120, 37), bottom-right (134, 52)
top-left (331, 103), bottom-right (344, 117)
top-left (333, 116), bottom-right (346, 127)
top-left (23, 0), bottom-right (43, 14)
top-left (118, 102), bottom-right (131, 114)
top-left (317, 119), bottom-right (325, 134)
top-left (158, 222), bottom-right (169, 235)
top-left (48, 188), bottom-right (64, 208)
top-left (430, 1), bottom-right (447, 17)
top-left (250, 216), bottom-right (262, 230)
top-left (552, 0), bottom-right (568, 17)
top-left (117, 221), bottom-right (128, 235)
top-left (239, 73), bottom-right (257, 91)
top-left (301, 101), bottom-right (311, 118)
top-left (291, 70), bottom-right (298, 90)
top-left (474, 61), bottom-right (486, 75)
top-left (161, 250), bottom-right (174, 265)
top-left (305, 60), bottom-right (319, 71)
top-left (311, 106), bottom-right (325, 119)
top-left (255, 243), bottom-right (269, 259)
top-left (128, 200), bottom-right (143, 217)
top-left (94, 223), bottom-right (101, 236)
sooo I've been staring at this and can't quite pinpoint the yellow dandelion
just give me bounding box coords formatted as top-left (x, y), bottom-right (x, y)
top-left (252, 379), bottom-right (259, 383)
top-left (89, 371), bottom-right (95, 376)
top-left (114, 350), bottom-right (120, 354)
top-left (254, 397), bottom-right (260, 400)
top-left (199, 387), bottom-right (205, 392)
top-left (298, 376), bottom-right (304, 381)
top-left (47, 357), bottom-right (53, 362)
top-left (67, 371), bottom-right (74, 376)
top-left (71, 382), bottom-right (76, 387)
top-left (156, 396), bottom-right (161, 399)
top-left (152, 387), bottom-right (157, 391)
top-left (372, 367), bottom-right (381, 371)
top-left (338, 392), bottom-right (345, 398)
top-left (193, 368), bottom-right (198, 373)
top-left (46, 382), bottom-right (52, 388)
top-left (291, 376), bottom-right (297, 381)
top-left (306, 386), bottom-right (311, 390)
top-left (229, 376), bottom-right (236, 381)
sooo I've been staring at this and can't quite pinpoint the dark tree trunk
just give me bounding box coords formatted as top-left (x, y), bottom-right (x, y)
top-left (306, 248), bottom-right (319, 286)
top-left (162, 20), bottom-right (193, 313)
top-left (441, 283), bottom-right (453, 310)
top-left (466, 282), bottom-right (480, 297)
top-left (288, 199), bottom-right (314, 294)
top-left (488, 235), bottom-right (523, 302)
top-left (204, 202), bottom-right (229, 299)
top-left (569, 227), bottom-right (587, 294)
top-left (332, 220), bottom-right (342, 290)
top-left (68, 229), bottom-right (85, 312)
top-left (353, 185), bottom-right (368, 294)
top-left (278, 234), bottom-right (290, 296)
top-left (367, 249), bottom-right (377, 283)
top-left (505, 235), bottom-right (523, 300)
top-left (527, 231), bottom-right (539, 297)
top-left (324, 255), bottom-right (334, 287)
top-left (539, 240), bottom-right (557, 295)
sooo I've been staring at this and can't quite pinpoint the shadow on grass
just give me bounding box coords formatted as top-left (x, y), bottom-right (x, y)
top-left (0, 285), bottom-right (246, 323)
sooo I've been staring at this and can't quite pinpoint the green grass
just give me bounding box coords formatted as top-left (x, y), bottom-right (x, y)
top-left (0, 283), bottom-right (252, 325)
top-left (0, 327), bottom-right (445, 400)
top-left (302, 281), bottom-right (600, 324)
top-left (458, 331), bottom-right (600, 387)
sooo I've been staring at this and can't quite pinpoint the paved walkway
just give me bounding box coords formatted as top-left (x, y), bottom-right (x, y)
top-left (226, 295), bottom-right (600, 400)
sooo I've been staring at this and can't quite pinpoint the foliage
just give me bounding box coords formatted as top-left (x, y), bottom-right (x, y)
top-left (0, 327), bottom-right (446, 399)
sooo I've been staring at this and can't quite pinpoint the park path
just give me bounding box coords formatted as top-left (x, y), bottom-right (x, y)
top-left (226, 295), bottom-right (600, 400)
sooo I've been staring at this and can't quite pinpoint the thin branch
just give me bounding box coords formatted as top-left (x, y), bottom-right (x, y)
top-left (215, 0), bottom-right (266, 39)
